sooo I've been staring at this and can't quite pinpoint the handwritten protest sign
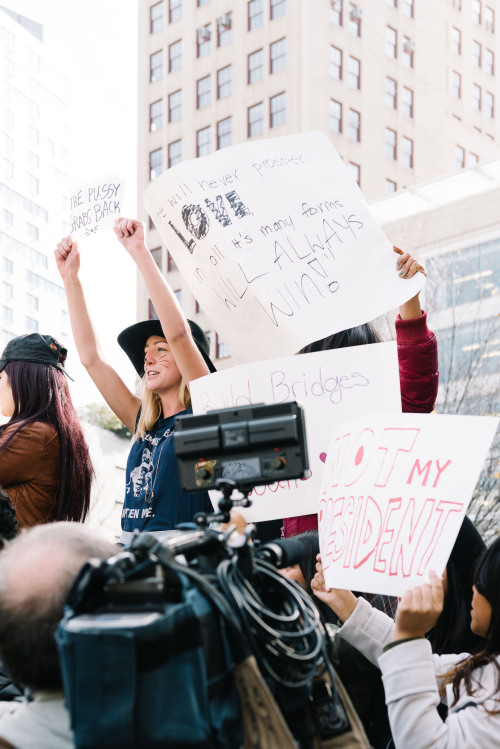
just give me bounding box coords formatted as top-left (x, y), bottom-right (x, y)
top-left (70, 177), bottom-right (124, 238)
top-left (318, 412), bottom-right (499, 597)
top-left (144, 131), bottom-right (424, 364)
top-left (190, 341), bottom-right (401, 521)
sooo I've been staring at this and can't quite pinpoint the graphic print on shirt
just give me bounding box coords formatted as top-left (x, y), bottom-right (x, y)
top-left (125, 433), bottom-right (162, 498)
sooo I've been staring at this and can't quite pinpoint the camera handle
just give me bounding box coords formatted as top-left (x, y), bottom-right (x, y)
top-left (193, 479), bottom-right (253, 527)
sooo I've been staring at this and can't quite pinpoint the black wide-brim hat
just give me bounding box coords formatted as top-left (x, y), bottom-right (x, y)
top-left (117, 319), bottom-right (216, 376)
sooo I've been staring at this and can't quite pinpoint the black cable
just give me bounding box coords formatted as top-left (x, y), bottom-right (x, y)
top-left (217, 556), bottom-right (326, 688)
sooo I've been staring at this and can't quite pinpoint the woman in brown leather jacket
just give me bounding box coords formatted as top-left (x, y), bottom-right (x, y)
top-left (0, 333), bottom-right (93, 527)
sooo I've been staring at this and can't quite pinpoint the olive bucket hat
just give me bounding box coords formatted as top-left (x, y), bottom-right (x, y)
top-left (117, 319), bottom-right (216, 376)
top-left (0, 333), bottom-right (73, 379)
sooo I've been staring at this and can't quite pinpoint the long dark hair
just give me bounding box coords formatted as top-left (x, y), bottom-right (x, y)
top-left (443, 535), bottom-right (500, 711)
top-left (0, 361), bottom-right (93, 522)
top-left (299, 323), bottom-right (383, 354)
top-left (428, 516), bottom-right (486, 656)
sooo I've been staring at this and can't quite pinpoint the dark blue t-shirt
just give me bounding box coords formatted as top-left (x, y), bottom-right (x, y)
top-left (120, 408), bottom-right (212, 544)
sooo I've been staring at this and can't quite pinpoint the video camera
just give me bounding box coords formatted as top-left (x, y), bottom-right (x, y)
top-left (56, 403), bottom-right (355, 749)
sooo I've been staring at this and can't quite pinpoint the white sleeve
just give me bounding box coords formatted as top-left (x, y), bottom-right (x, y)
top-left (335, 596), bottom-right (395, 666)
top-left (380, 638), bottom-right (500, 749)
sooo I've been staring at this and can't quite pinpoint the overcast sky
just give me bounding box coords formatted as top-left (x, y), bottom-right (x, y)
top-left (10, 0), bottom-right (140, 406)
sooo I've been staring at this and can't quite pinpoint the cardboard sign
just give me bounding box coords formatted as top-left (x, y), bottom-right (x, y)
top-left (190, 342), bottom-right (401, 521)
top-left (318, 413), bottom-right (499, 597)
top-left (144, 131), bottom-right (424, 364)
top-left (70, 177), bottom-right (125, 237)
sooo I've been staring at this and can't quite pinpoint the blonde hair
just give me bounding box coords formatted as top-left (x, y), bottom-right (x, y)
top-left (134, 376), bottom-right (191, 441)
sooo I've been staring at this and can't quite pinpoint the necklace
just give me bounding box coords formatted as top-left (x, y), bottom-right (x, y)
top-left (144, 427), bottom-right (173, 505)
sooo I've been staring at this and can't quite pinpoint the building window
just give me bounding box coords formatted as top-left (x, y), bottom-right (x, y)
top-left (248, 0), bottom-right (264, 30)
top-left (27, 126), bottom-right (39, 146)
top-left (27, 175), bottom-right (39, 194)
top-left (330, 0), bottom-right (342, 26)
top-left (216, 333), bottom-right (230, 359)
top-left (387, 0), bottom-right (397, 6)
top-left (2, 307), bottom-right (12, 324)
top-left (197, 127), bottom-right (211, 157)
top-left (348, 109), bottom-right (360, 141)
top-left (217, 117), bottom-right (232, 149)
top-left (197, 76), bottom-right (211, 108)
top-left (217, 65), bottom-right (232, 99)
top-left (485, 91), bottom-right (494, 118)
top-left (27, 223), bottom-right (39, 241)
top-left (150, 50), bottom-right (163, 82)
top-left (149, 149), bottom-right (163, 180)
top-left (329, 99), bottom-right (342, 133)
top-left (150, 99), bottom-right (163, 131)
top-left (174, 289), bottom-right (182, 305)
top-left (3, 209), bottom-right (13, 227)
top-left (402, 0), bottom-right (414, 17)
top-left (485, 48), bottom-right (495, 74)
top-left (386, 27), bottom-right (397, 58)
top-left (385, 77), bottom-right (397, 108)
top-left (168, 40), bottom-right (182, 72)
top-left (472, 83), bottom-right (482, 111)
top-left (195, 300), bottom-right (203, 313)
top-left (473, 40), bottom-right (482, 67)
top-left (469, 152), bottom-right (479, 166)
top-left (168, 90), bottom-right (182, 122)
top-left (348, 4), bottom-right (362, 36)
top-left (451, 71), bottom-right (462, 98)
top-left (402, 136), bottom-right (414, 168)
top-left (2, 282), bottom-right (12, 300)
top-left (3, 258), bottom-right (13, 275)
top-left (270, 92), bottom-right (286, 128)
top-left (385, 179), bottom-right (397, 194)
top-left (169, 0), bottom-right (182, 23)
top-left (151, 248), bottom-right (162, 269)
top-left (168, 140), bottom-right (182, 167)
top-left (455, 145), bottom-right (465, 169)
top-left (270, 38), bottom-right (286, 73)
top-left (472, 0), bottom-right (482, 24)
top-left (26, 292), bottom-right (38, 310)
top-left (197, 25), bottom-right (211, 56)
top-left (348, 56), bottom-right (361, 89)
top-left (330, 46), bottom-right (343, 80)
top-left (148, 300), bottom-right (158, 320)
top-left (451, 27), bottom-right (461, 54)
top-left (270, 0), bottom-right (286, 19)
top-left (485, 5), bottom-right (495, 31)
top-left (25, 317), bottom-right (38, 333)
top-left (402, 37), bottom-right (415, 67)
top-left (3, 158), bottom-right (13, 180)
top-left (150, 2), bottom-right (164, 33)
top-left (248, 49), bottom-right (264, 83)
top-left (197, 0), bottom-right (210, 6)
top-left (347, 162), bottom-right (360, 186)
top-left (385, 128), bottom-right (397, 159)
top-left (402, 87), bottom-right (414, 118)
top-left (167, 252), bottom-right (177, 271)
top-left (217, 13), bottom-right (232, 46)
top-left (248, 102), bottom-right (264, 136)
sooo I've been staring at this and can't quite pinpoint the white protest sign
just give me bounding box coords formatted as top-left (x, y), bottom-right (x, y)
top-left (145, 131), bottom-right (424, 365)
top-left (70, 177), bottom-right (125, 238)
top-left (190, 342), bottom-right (401, 522)
top-left (318, 412), bottom-right (499, 598)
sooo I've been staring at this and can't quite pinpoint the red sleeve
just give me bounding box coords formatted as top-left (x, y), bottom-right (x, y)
top-left (396, 310), bottom-right (439, 413)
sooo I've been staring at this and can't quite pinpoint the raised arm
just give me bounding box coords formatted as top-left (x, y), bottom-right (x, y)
top-left (54, 237), bottom-right (140, 432)
top-left (113, 218), bottom-right (210, 385)
top-left (393, 246), bottom-right (439, 413)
